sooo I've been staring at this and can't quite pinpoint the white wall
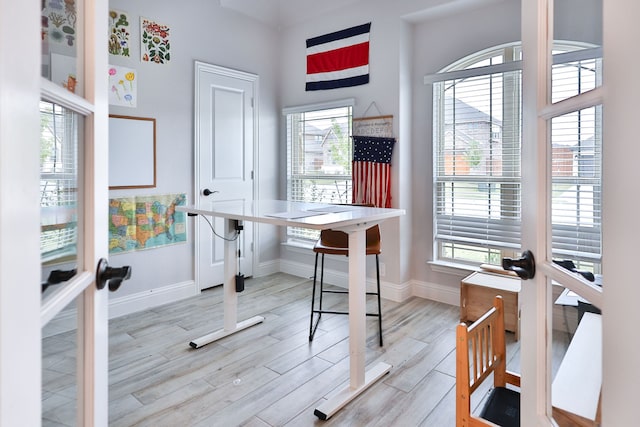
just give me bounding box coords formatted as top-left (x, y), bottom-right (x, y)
top-left (277, 0), bottom-right (522, 299)
top-left (107, 0), bottom-right (280, 308)
top-left (409, 0), bottom-right (601, 296)
top-left (410, 0), bottom-right (522, 296)
top-left (277, 0), bottom-right (602, 303)
top-left (277, 0), bottom-right (432, 295)
top-left (104, 0), bottom-right (602, 314)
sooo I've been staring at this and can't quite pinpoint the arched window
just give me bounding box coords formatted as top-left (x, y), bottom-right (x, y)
top-left (428, 42), bottom-right (602, 272)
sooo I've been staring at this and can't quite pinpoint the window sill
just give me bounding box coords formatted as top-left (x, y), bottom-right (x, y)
top-left (281, 239), bottom-right (314, 253)
top-left (427, 260), bottom-right (478, 276)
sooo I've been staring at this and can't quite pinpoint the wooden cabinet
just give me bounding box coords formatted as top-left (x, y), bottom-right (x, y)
top-left (460, 271), bottom-right (521, 340)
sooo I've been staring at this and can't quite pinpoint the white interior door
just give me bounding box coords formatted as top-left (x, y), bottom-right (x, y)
top-left (1, 1), bottom-right (111, 426)
top-left (601, 2), bottom-right (640, 424)
top-left (519, 0), bottom-right (603, 425)
top-left (0, 2), bottom-right (42, 426)
top-left (194, 62), bottom-right (256, 290)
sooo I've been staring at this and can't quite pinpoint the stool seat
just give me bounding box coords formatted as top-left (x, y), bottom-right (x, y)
top-left (313, 227), bottom-right (381, 255)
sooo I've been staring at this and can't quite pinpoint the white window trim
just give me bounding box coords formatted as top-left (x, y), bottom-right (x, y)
top-left (282, 98), bottom-right (355, 115)
top-left (428, 43), bottom-right (602, 269)
top-left (424, 46), bottom-right (602, 84)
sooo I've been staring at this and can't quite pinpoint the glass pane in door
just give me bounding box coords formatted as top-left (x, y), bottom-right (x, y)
top-left (551, 106), bottom-right (602, 271)
top-left (553, 0), bottom-right (602, 104)
top-left (41, 0), bottom-right (83, 96)
top-left (42, 299), bottom-right (77, 427)
top-left (549, 106), bottom-right (603, 425)
top-left (549, 0), bottom-right (603, 415)
top-left (41, 101), bottom-right (84, 299)
top-left (550, 275), bottom-right (602, 426)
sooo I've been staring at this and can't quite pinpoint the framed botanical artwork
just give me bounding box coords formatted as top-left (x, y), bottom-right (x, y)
top-left (41, 0), bottom-right (78, 49)
top-left (109, 9), bottom-right (131, 57)
top-left (140, 17), bottom-right (170, 64)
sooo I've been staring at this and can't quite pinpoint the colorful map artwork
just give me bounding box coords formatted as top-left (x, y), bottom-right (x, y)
top-left (109, 193), bottom-right (187, 254)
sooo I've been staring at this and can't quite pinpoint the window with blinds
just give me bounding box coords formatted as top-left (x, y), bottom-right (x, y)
top-left (430, 43), bottom-right (602, 271)
top-left (285, 101), bottom-right (353, 240)
top-left (40, 101), bottom-right (80, 264)
top-left (551, 53), bottom-right (602, 269)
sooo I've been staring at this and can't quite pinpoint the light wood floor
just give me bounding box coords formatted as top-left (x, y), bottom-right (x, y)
top-left (42, 272), bottom-right (533, 427)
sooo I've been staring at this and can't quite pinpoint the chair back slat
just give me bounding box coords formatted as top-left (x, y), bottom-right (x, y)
top-left (456, 296), bottom-right (516, 426)
top-left (464, 305), bottom-right (503, 393)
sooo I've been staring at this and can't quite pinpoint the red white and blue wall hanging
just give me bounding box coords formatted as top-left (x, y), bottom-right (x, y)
top-left (306, 22), bottom-right (371, 91)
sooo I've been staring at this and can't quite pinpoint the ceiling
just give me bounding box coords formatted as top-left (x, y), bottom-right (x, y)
top-left (219, 0), bottom-right (510, 29)
top-left (219, 0), bottom-right (364, 28)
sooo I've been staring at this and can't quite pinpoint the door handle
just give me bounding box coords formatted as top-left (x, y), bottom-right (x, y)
top-left (41, 268), bottom-right (77, 292)
top-left (96, 258), bottom-right (132, 292)
top-left (202, 189), bottom-right (218, 196)
top-left (553, 259), bottom-right (595, 282)
top-left (502, 250), bottom-right (536, 280)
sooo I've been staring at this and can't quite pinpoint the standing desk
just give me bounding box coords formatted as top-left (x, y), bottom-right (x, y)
top-left (178, 200), bottom-right (404, 420)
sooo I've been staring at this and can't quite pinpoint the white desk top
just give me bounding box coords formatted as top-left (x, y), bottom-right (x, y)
top-left (178, 199), bottom-right (405, 230)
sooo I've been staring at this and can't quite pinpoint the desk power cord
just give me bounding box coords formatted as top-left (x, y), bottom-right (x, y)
top-left (188, 212), bottom-right (245, 292)
top-left (188, 212), bottom-right (240, 242)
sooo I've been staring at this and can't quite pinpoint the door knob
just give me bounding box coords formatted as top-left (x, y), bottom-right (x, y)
top-left (553, 259), bottom-right (595, 282)
top-left (96, 258), bottom-right (132, 292)
top-left (41, 268), bottom-right (77, 292)
top-left (202, 188), bottom-right (218, 196)
top-left (502, 250), bottom-right (536, 280)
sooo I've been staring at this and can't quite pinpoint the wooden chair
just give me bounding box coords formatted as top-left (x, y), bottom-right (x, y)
top-left (456, 296), bottom-right (521, 427)
top-left (309, 224), bottom-right (383, 346)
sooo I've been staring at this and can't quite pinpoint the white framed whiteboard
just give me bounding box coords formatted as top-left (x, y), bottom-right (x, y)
top-left (108, 115), bottom-right (156, 189)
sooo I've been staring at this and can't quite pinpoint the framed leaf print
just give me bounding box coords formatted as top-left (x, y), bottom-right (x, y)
top-left (140, 17), bottom-right (170, 64)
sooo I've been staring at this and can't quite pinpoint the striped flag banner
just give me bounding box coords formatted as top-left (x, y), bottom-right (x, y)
top-left (352, 136), bottom-right (396, 208)
top-left (306, 22), bottom-right (371, 91)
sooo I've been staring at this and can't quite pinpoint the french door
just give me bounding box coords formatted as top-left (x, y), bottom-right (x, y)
top-left (0, 0), bottom-right (110, 426)
top-left (519, 0), bottom-right (612, 425)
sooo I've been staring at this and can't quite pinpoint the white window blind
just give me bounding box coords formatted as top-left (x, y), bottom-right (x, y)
top-left (551, 55), bottom-right (602, 265)
top-left (430, 44), bottom-right (602, 269)
top-left (433, 54), bottom-right (522, 265)
top-left (285, 102), bottom-right (353, 240)
top-left (40, 101), bottom-right (79, 263)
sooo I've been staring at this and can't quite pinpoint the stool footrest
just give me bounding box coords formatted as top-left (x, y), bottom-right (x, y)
top-left (322, 289), bottom-right (379, 296)
top-left (312, 309), bottom-right (381, 317)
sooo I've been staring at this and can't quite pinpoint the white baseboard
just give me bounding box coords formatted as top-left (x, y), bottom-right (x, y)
top-left (279, 258), bottom-right (314, 281)
top-left (411, 279), bottom-right (460, 306)
top-left (279, 259), bottom-right (413, 303)
top-left (253, 259), bottom-right (281, 278)
top-left (108, 280), bottom-right (198, 319)
top-left (383, 280), bottom-right (413, 302)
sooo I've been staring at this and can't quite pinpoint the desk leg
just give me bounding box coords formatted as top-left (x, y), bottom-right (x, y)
top-left (189, 218), bottom-right (264, 349)
top-left (314, 227), bottom-right (391, 420)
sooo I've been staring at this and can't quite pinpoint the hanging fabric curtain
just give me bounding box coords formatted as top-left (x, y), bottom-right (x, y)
top-left (352, 135), bottom-right (396, 208)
